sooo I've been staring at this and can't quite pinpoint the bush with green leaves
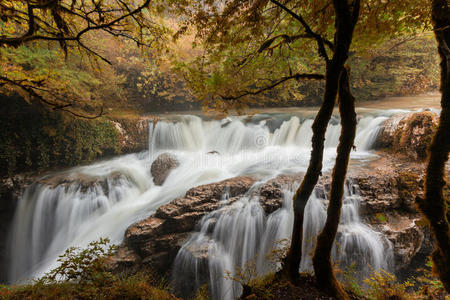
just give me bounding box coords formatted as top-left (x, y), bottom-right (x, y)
top-left (0, 238), bottom-right (179, 300)
top-left (37, 238), bottom-right (117, 286)
top-left (0, 96), bottom-right (120, 175)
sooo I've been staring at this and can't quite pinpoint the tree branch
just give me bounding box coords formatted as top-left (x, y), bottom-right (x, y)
top-left (258, 33), bottom-right (333, 53)
top-left (0, 75), bottom-right (104, 119)
top-left (269, 0), bottom-right (333, 61)
top-left (220, 73), bottom-right (324, 101)
top-left (0, 0), bottom-right (152, 47)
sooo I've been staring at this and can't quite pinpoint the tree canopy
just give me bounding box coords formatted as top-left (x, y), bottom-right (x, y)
top-left (0, 0), bottom-right (169, 117)
top-left (170, 0), bottom-right (431, 113)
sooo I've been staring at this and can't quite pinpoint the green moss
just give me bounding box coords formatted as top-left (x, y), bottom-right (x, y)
top-left (0, 96), bottom-right (121, 175)
top-left (375, 213), bottom-right (387, 223)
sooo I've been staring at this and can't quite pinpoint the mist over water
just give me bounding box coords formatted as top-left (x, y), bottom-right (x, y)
top-left (7, 109), bottom-right (416, 292)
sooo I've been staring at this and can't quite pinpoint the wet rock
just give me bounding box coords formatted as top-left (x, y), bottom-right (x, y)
top-left (375, 113), bottom-right (409, 149)
top-left (111, 117), bottom-right (150, 153)
top-left (105, 245), bottom-right (141, 274)
top-left (151, 153), bottom-right (180, 186)
top-left (377, 214), bottom-right (424, 267)
top-left (110, 166), bottom-right (432, 278)
top-left (355, 169), bottom-right (423, 214)
top-left (375, 111), bottom-right (438, 160)
top-left (258, 174), bottom-right (301, 214)
top-left (112, 176), bottom-right (256, 273)
top-left (37, 171), bottom-right (126, 195)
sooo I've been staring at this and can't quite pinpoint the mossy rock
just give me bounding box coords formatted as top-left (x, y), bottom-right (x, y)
top-left (376, 111), bottom-right (438, 160)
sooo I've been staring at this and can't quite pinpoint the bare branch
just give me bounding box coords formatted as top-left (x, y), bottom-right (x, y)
top-left (269, 0), bottom-right (333, 61)
top-left (220, 73), bottom-right (324, 101)
top-left (0, 75), bottom-right (104, 119)
top-left (0, 0), bottom-right (152, 47)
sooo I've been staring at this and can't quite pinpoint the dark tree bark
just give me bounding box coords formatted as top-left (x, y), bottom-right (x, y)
top-left (281, 0), bottom-right (360, 280)
top-left (415, 0), bottom-right (450, 292)
top-left (312, 67), bottom-right (356, 300)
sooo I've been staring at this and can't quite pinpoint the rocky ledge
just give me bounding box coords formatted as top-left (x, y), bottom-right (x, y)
top-left (374, 111), bottom-right (438, 160)
top-left (108, 152), bottom-right (439, 278)
top-left (107, 175), bottom-right (301, 274)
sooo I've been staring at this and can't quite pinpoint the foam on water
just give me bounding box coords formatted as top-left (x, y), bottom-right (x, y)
top-left (172, 181), bottom-right (393, 300)
top-left (7, 111), bottom-right (401, 287)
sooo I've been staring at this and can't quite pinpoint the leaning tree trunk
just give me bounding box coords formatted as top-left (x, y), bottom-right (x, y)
top-left (281, 0), bottom-right (360, 281)
top-left (282, 63), bottom-right (343, 279)
top-left (312, 67), bottom-right (356, 300)
top-left (415, 0), bottom-right (450, 292)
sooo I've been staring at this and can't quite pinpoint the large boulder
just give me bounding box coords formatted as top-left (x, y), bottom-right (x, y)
top-left (107, 175), bottom-right (302, 274)
top-left (350, 159), bottom-right (438, 273)
top-left (375, 111), bottom-right (438, 160)
top-left (110, 117), bottom-right (151, 153)
top-left (380, 215), bottom-right (424, 267)
top-left (108, 176), bottom-right (256, 273)
top-left (356, 170), bottom-right (424, 214)
top-left (151, 153), bottom-right (180, 186)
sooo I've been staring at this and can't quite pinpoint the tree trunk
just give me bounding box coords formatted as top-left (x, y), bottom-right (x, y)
top-left (281, 0), bottom-right (360, 281)
top-left (415, 0), bottom-right (450, 292)
top-left (282, 63), bottom-right (342, 279)
top-left (312, 67), bottom-right (356, 300)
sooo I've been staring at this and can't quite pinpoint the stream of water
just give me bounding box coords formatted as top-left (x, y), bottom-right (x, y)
top-left (6, 103), bottom-right (436, 298)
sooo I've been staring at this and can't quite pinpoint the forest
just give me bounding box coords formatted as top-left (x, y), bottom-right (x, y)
top-left (0, 0), bottom-right (449, 299)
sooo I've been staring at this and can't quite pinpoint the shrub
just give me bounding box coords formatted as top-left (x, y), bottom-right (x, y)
top-left (0, 96), bottom-right (121, 175)
top-left (0, 238), bottom-right (179, 300)
top-left (363, 269), bottom-right (414, 300)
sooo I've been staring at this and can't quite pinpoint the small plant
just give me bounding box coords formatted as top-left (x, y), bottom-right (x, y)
top-left (0, 238), bottom-right (179, 299)
top-left (364, 269), bottom-right (414, 300)
top-left (192, 284), bottom-right (211, 300)
top-left (375, 213), bottom-right (387, 223)
top-left (224, 259), bottom-right (258, 288)
top-left (38, 237), bottom-right (117, 286)
top-left (416, 259), bottom-right (447, 298)
top-left (342, 262), bottom-right (364, 297)
top-left (266, 238), bottom-right (290, 270)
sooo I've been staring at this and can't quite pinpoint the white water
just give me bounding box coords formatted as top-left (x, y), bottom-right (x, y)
top-left (8, 111), bottom-right (400, 288)
top-left (172, 181), bottom-right (392, 300)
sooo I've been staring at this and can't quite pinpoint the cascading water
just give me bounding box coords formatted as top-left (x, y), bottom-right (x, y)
top-left (172, 180), bottom-right (393, 300)
top-left (7, 110), bottom-right (403, 287)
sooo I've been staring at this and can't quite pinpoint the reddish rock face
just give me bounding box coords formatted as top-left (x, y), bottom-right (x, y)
top-left (380, 214), bottom-right (426, 267)
top-left (356, 170), bottom-right (424, 215)
top-left (112, 176), bottom-right (257, 273)
top-left (375, 111), bottom-right (438, 160)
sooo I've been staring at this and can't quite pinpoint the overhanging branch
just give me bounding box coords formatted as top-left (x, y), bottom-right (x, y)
top-left (220, 73), bottom-right (325, 101)
top-left (0, 75), bottom-right (104, 119)
top-left (269, 0), bottom-right (333, 61)
top-left (0, 0), bottom-right (152, 48)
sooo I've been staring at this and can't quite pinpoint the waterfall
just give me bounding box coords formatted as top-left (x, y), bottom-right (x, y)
top-left (172, 181), bottom-right (393, 300)
top-left (7, 110), bottom-right (399, 285)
